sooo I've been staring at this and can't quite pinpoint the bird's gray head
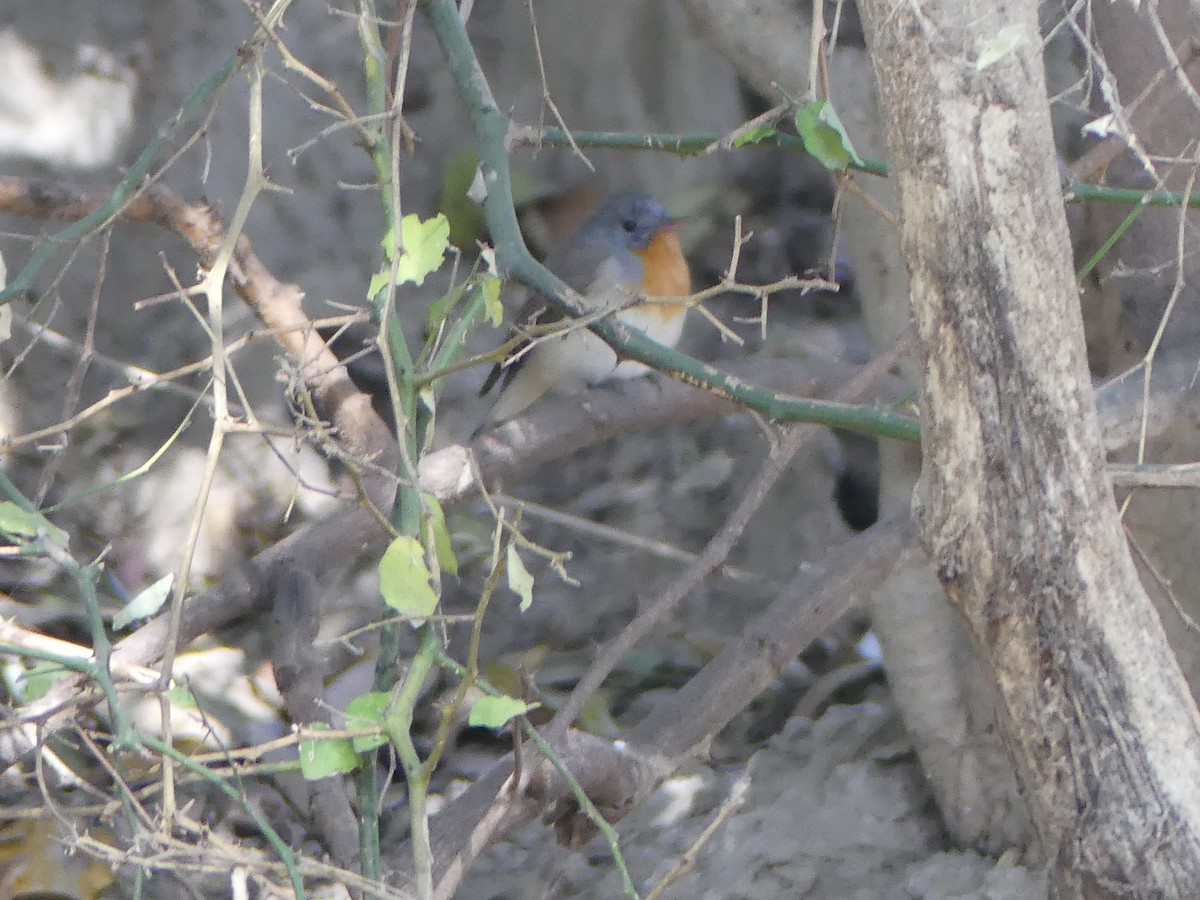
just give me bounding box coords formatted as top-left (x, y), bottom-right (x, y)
top-left (583, 192), bottom-right (674, 251)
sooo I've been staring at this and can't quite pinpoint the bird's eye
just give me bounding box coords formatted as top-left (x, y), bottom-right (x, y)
top-left (621, 218), bottom-right (638, 234)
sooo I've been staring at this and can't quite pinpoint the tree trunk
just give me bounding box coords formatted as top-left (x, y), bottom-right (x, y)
top-left (859, 0), bottom-right (1200, 894)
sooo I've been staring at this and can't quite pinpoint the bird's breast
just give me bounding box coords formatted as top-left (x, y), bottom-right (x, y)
top-left (633, 229), bottom-right (691, 324)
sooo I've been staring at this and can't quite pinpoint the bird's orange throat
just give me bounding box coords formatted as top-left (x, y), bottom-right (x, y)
top-left (634, 228), bottom-right (691, 322)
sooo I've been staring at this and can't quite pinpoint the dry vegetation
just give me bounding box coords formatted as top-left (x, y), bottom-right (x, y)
top-left (3, 1), bottom-right (1200, 898)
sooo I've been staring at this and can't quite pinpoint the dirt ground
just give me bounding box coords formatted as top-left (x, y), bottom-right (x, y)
top-left (451, 700), bottom-right (1047, 900)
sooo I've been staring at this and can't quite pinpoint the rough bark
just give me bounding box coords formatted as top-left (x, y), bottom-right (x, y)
top-left (859, 0), bottom-right (1200, 895)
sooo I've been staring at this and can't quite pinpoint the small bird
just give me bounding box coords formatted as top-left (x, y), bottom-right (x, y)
top-left (478, 191), bottom-right (692, 430)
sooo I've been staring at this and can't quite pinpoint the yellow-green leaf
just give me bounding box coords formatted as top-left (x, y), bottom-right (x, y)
top-left (16, 662), bottom-right (69, 703)
top-left (439, 148), bottom-right (486, 249)
top-left (0, 502), bottom-right (67, 546)
top-left (424, 495), bottom-right (459, 577)
top-left (164, 684), bottom-right (198, 709)
top-left (380, 223), bottom-right (397, 261)
top-left (299, 723), bottom-right (360, 780)
top-left (379, 535), bottom-right (439, 622)
top-left (367, 269), bottom-right (392, 301)
top-left (468, 693), bottom-right (535, 729)
top-left (733, 122), bottom-right (777, 147)
top-left (795, 100), bottom-right (863, 171)
top-left (345, 691), bottom-right (391, 752)
top-left (481, 274), bottom-right (503, 328)
top-left (396, 213), bottom-right (450, 287)
top-left (506, 544), bottom-right (534, 612)
top-left (112, 573), bottom-right (173, 630)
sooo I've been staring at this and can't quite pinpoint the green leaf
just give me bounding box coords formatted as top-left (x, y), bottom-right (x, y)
top-left (379, 223), bottom-right (397, 261)
top-left (17, 662), bottom-right (69, 703)
top-left (0, 501), bottom-right (68, 546)
top-left (112, 573), bottom-right (173, 630)
top-left (0, 502), bottom-right (43, 538)
top-left (367, 270), bottom-right (392, 301)
top-left (418, 386), bottom-right (438, 453)
top-left (509, 169), bottom-right (552, 208)
top-left (345, 691), bottom-right (391, 752)
top-left (424, 495), bottom-right (459, 577)
top-left (480, 274), bottom-right (503, 328)
top-left (396, 213), bottom-right (450, 287)
top-left (299, 723), bottom-right (360, 780)
top-left (733, 122), bottom-right (777, 147)
top-left (506, 544), bottom-right (534, 612)
top-left (794, 100), bottom-right (863, 171)
top-left (468, 693), bottom-right (535, 729)
top-left (164, 684), bottom-right (198, 709)
top-left (439, 148), bottom-right (487, 249)
top-left (576, 692), bottom-right (621, 739)
top-left (379, 535), bottom-right (439, 622)
top-left (425, 279), bottom-right (467, 337)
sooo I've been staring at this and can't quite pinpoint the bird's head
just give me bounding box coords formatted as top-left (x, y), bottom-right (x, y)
top-left (586, 191), bottom-right (678, 251)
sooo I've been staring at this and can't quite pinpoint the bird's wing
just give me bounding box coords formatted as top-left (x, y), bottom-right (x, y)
top-left (477, 284), bottom-right (558, 396)
top-left (478, 241), bottom-right (630, 397)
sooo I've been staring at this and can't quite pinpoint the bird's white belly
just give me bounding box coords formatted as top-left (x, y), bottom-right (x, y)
top-left (532, 303), bottom-right (686, 386)
top-left (542, 327), bottom-right (620, 387)
top-left (609, 304), bottom-right (687, 380)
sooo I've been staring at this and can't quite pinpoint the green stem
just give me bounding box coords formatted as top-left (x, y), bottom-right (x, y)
top-left (0, 644), bottom-right (98, 677)
top-left (529, 125), bottom-right (888, 176)
top-left (354, 3), bottom-right (430, 890)
top-left (355, 765), bottom-right (384, 893)
top-left (36, 538), bottom-right (137, 749)
top-left (1066, 181), bottom-right (1200, 209)
top-left (1076, 195), bottom-right (1149, 283)
top-left (384, 624), bottom-right (441, 900)
top-left (531, 131), bottom-right (1200, 210)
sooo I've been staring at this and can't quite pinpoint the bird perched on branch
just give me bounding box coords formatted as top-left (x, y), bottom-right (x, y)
top-left (477, 191), bottom-right (692, 431)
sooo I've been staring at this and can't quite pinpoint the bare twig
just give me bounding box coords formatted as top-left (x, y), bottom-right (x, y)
top-left (643, 766), bottom-right (752, 900)
top-left (33, 230), bottom-right (109, 505)
top-left (492, 492), bottom-right (778, 588)
top-left (520, 0), bottom-right (593, 171)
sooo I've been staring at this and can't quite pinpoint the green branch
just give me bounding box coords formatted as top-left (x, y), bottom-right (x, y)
top-left (1066, 182), bottom-right (1200, 209)
top-left (525, 125), bottom-right (888, 176)
top-left (421, 0), bottom-right (919, 444)
top-left (382, 625), bottom-right (441, 899)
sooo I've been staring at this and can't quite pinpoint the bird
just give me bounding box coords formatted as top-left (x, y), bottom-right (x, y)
top-left (477, 191), bottom-right (692, 431)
